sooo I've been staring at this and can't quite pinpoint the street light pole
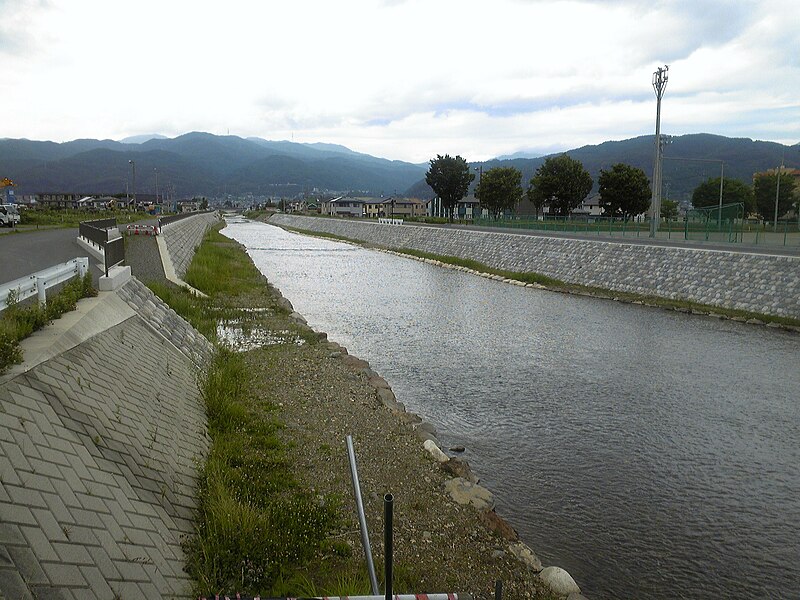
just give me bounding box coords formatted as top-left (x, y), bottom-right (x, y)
top-left (650, 65), bottom-right (669, 238)
top-left (154, 168), bottom-right (159, 207)
top-left (128, 160), bottom-right (136, 208)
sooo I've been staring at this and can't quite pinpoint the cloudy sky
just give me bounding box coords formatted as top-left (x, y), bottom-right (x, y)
top-left (1, 0), bottom-right (798, 162)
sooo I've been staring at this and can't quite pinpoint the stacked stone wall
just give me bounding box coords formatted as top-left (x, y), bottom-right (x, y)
top-left (270, 214), bottom-right (800, 319)
top-left (161, 213), bottom-right (220, 278)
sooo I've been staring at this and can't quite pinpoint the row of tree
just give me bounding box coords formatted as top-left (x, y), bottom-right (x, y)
top-left (425, 153), bottom-right (650, 220)
top-left (691, 173), bottom-right (797, 222)
top-left (425, 154), bottom-right (797, 222)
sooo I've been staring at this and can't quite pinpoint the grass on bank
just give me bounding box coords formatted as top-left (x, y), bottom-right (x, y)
top-left (0, 273), bottom-right (96, 373)
top-left (149, 225), bottom-right (343, 596)
top-left (18, 208), bottom-right (152, 229)
top-left (279, 224), bottom-right (800, 328)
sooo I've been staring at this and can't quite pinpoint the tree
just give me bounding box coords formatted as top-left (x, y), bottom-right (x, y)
top-left (200, 198), bottom-right (209, 210)
top-left (754, 172), bottom-right (797, 222)
top-left (476, 167), bottom-right (523, 219)
top-left (661, 199), bottom-right (679, 220)
top-left (691, 177), bottom-right (755, 215)
top-left (597, 163), bottom-right (651, 219)
top-left (425, 154), bottom-right (475, 221)
top-left (527, 154), bottom-right (593, 217)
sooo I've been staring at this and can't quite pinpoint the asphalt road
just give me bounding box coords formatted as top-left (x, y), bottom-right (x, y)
top-left (0, 227), bottom-right (103, 286)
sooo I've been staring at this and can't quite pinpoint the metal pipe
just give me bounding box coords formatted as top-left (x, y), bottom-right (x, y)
top-left (384, 493), bottom-right (394, 600)
top-left (346, 435), bottom-right (380, 596)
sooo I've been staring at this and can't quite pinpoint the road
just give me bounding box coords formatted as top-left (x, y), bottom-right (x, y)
top-left (0, 228), bottom-right (103, 285)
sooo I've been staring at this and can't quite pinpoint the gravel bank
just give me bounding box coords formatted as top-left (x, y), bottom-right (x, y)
top-left (249, 285), bottom-right (563, 599)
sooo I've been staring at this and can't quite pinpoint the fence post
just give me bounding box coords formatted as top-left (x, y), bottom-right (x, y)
top-left (36, 277), bottom-right (46, 306)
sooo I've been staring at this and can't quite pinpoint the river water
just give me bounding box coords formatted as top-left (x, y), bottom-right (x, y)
top-left (222, 219), bottom-right (800, 600)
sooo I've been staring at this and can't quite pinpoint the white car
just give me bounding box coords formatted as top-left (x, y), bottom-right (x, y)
top-left (0, 204), bottom-right (20, 227)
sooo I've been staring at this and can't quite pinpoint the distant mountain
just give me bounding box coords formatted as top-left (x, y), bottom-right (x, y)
top-left (495, 150), bottom-right (545, 160)
top-left (0, 132), bottom-right (427, 197)
top-left (120, 134), bottom-right (169, 144)
top-left (410, 134), bottom-right (800, 202)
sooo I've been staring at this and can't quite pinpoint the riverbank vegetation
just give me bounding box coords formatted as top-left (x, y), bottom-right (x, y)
top-left (151, 224), bottom-right (556, 599)
top-left (0, 273), bottom-right (95, 373)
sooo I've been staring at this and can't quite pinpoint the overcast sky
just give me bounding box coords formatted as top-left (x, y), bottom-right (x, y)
top-left (1, 0), bottom-right (798, 162)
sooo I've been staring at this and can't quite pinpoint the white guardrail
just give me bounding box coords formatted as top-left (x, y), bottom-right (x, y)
top-left (0, 257), bottom-right (89, 312)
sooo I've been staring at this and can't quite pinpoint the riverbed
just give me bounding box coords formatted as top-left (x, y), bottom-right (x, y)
top-left (222, 218), bottom-right (800, 600)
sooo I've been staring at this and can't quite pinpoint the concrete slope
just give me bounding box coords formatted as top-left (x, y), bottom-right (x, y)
top-left (0, 279), bottom-right (212, 599)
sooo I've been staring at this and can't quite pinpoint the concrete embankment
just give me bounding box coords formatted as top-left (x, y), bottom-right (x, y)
top-left (0, 214), bottom-right (218, 599)
top-left (269, 214), bottom-right (800, 320)
top-left (0, 278), bottom-right (213, 599)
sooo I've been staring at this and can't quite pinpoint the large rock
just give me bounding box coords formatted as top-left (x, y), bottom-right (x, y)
top-left (539, 566), bottom-right (581, 596)
top-left (423, 439), bottom-right (449, 463)
top-left (509, 542), bottom-right (542, 570)
top-left (444, 477), bottom-right (495, 510)
top-left (441, 457), bottom-right (477, 483)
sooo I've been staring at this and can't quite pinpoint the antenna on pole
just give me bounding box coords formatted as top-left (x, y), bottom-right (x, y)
top-left (649, 65), bottom-right (669, 238)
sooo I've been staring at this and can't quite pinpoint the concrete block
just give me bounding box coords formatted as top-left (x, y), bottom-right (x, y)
top-left (98, 266), bottom-right (131, 292)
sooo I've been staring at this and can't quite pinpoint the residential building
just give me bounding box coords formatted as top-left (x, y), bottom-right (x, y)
top-left (427, 195), bottom-right (481, 220)
top-left (320, 196), bottom-right (365, 217)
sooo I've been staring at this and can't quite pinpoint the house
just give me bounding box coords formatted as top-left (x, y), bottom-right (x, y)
top-left (364, 197), bottom-right (427, 219)
top-left (320, 196), bottom-right (365, 217)
top-left (570, 194), bottom-right (603, 217)
top-left (38, 193), bottom-right (83, 209)
top-left (177, 200), bottom-right (199, 213)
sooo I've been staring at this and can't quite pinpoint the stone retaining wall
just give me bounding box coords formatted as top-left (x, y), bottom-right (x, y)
top-left (0, 280), bottom-right (212, 599)
top-left (270, 215), bottom-right (800, 319)
top-left (161, 213), bottom-right (221, 278)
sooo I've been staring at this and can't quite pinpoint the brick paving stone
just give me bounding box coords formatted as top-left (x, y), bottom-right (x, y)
top-left (26, 457), bottom-right (62, 480)
top-left (41, 562), bottom-right (87, 587)
top-left (0, 568), bottom-right (34, 599)
top-left (0, 410), bottom-right (25, 434)
top-left (109, 580), bottom-right (143, 600)
top-left (51, 543), bottom-right (93, 565)
top-left (0, 503), bottom-right (37, 526)
top-left (29, 585), bottom-right (70, 600)
top-left (67, 507), bottom-right (104, 529)
top-left (0, 523), bottom-right (25, 545)
top-left (32, 509), bottom-right (68, 543)
top-left (112, 560), bottom-right (148, 582)
top-left (36, 446), bottom-right (74, 469)
top-left (0, 545), bottom-right (12, 567)
top-left (1, 440), bottom-right (33, 472)
top-left (58, 525), bottom-right (96, 547)
top-left (49, 478), bottom-right (81, 509)
top-left (7, 545), bottom-right (48, 585)
top-left (79, 565), bottom-right (114, 599)
top-left (41, 492), bottom-right (74, 526)
top-left (0, 456), bottom-right (23, 486)
top-left (85, 546), bottom-right (121, 580)
top-left (19, 471), bottom-right (57, 494)
top-left (96, 514), bottom-right (125, 543)
top-left (20, 527), bottom-right (58, 562)
top-left (6, 485), bottom-right (47, 509)
top-left (57, 465), bottom-right (89, 496)
top-left (74, 493), bottom-right (108, 515)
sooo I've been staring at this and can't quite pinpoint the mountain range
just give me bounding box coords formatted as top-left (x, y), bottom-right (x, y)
top-left (1, 132), bottom-right (797, 202)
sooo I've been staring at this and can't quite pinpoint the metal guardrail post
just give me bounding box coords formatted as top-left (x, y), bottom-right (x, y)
top-left (346, 435), bottom-right (380, 596)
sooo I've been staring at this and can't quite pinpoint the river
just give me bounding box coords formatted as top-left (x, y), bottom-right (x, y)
top-left (222, 218), bottom-right (800, 599)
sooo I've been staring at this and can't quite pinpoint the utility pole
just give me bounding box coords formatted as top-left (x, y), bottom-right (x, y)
top-left (773, 155), bottom-right (784, 231)
top-left (128, 160), bottom-right (136, 208)
top-left (650, 65), bottom-right (669, 238)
